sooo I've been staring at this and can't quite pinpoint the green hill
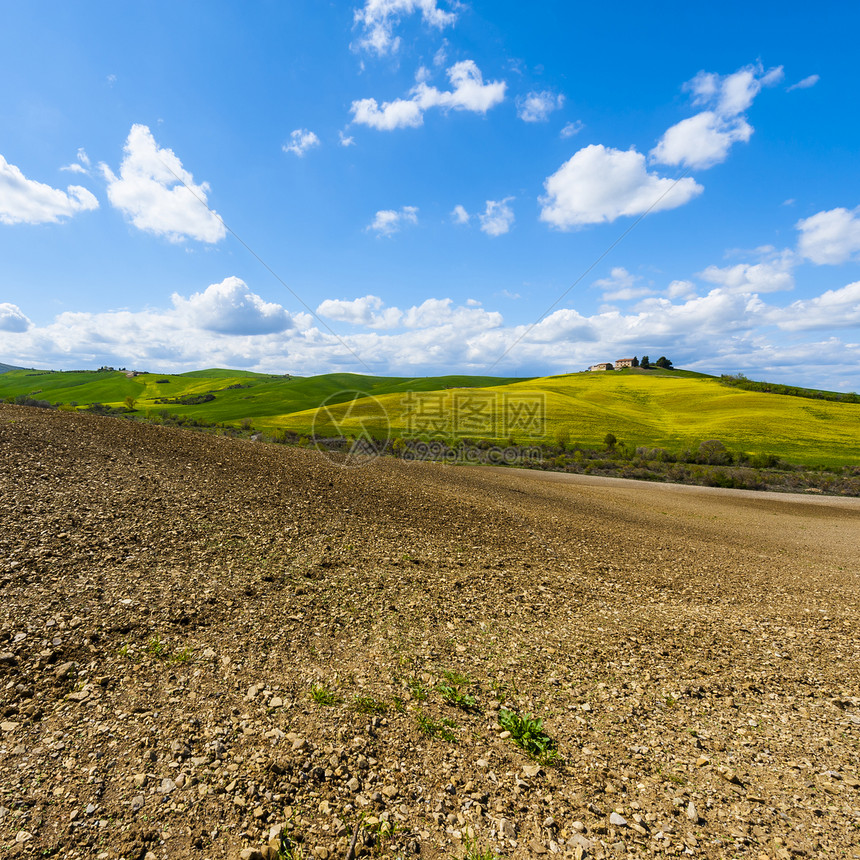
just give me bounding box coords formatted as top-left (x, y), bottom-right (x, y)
top-left (0, 362), bottom-right (25, 374)
top-left (2, 366), bottom-right (858, 467)
top-left (273, 369), bottom-right (860, 467)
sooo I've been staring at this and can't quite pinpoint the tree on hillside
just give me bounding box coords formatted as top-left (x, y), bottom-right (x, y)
top-left (603, 432), bottom-right (617, 449)
top-left (640, 355), bottom-right (650, 369)
top-left (632, 356), bottom-right (639, 367)
top-left (655, 356), bottom-right (673, 369)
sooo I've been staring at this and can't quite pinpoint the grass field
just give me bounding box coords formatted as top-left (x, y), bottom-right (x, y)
top-left (3, 366), bottom-right (859, 466)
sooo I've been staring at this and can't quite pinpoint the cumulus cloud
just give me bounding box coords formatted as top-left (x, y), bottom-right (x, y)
top-left (282, 129), bottom-right (321, 157)
top-left (651, 63), bottom-right (783, 169)
top-left (350, 60), bottom-right (505, 130)
top-left (339, 131), bottom-right (356, 147)
top-left (666, 279), bottom-right (697, 300)
top-left (171, 277), bottom-right (293, 335)
top-left (698, 257), bottom-right (795, 294)
top-left (787, 74), bottom-right (819, 92)
top-left (770, 281), bottom-right (860, 331)
top-left (4, 274), bottom-right (860, 389)
top-left (796, 206), bottom-right (860, 265)
top-left (101, 124), bottom-right (226, 243)
top-left (479, 198), bottom-right (514, 236)
top-left (350, 96), bottom-right (424, 131)
top-left (317, 294), bottom-right (402, 328)
top-left (0, 303), bottom-right (32, 333)
top-left (0, 154), bottom-right (98, 225)
top-left (353, 0), bottom-right (458, 55)
top-left (539, 144), bottom-right (703, 229)
top-left (367, 205), bottom-right (418, 235)
top-left (516, 90), bottom-right (564, 122)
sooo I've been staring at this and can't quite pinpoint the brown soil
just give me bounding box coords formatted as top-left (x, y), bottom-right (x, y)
top-left (1, 405), bottom-right (859, 860)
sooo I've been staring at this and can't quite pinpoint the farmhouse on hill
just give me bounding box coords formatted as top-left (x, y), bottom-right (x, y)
top-left (614, 358), bottom-right (635, 369)
top-left (588, 362), bottom-right (614, 371)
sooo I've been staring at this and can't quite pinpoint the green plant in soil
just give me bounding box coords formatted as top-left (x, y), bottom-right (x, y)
top-left (499, 708), bottom-right (559, 764)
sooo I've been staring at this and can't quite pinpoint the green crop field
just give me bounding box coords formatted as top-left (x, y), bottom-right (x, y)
top-left (2, 366), bottom-right (859, 467)
top-left (272, 368), bottom-right (860, 467)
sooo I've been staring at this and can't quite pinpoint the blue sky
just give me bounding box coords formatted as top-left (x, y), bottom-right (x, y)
top-left (1, 1), bottom-right (859, 389)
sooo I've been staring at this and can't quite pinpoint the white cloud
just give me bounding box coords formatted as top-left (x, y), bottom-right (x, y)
top-left (101, 124), bottom-right (226, 243)
top-left (367, 205), bottom-right (418, 236)
top-left (593, 267), bottom-right (653, 301)
top-left (770, 281), bottom-right (860, 331)
top-left (4, 275), bottom-right (860, 389)
top-left (539, 144), bottom-right (703, 229)
top-left (350, 60), bottom-right (505, 130)
top-left (62, 147), bottom-right (93, 174)
top-left (560, 120), bottom-right (584, 138)
top-left (666, 279), bottom-right (697, 300)
top-left (282, 128), bottom-right (321, 157)
top-left (351, 96), bottom-right (425, 130)
top-left (0, 303), bottom-right (32, 333)
top-left (787, 74), bottom-right (820, 92)
top-left (414, 61), bottom-right (506, 113)
top-left (698, 257), bottom-right (795, 294)
top-left (479, 198), bottom-right (514, 236)
top-left (317, 294), bottom-right (402, 328)
top-left (0, 154), bottom-right (98, 225)
top-left (650, 111), bottom-right (753, 170)
top-left (353, 0), bottom-right (458, 56)
top-left (402, 297), bottom-right (501, 329)
top-left (516, 90), bottom-right (564, 122)
top-left (451, 204), bottom-right (469, 224)
top-left (171, 277), bottom-right (293, 335)
top-left (796, 206), bottom-right (860, 265)
top-left (339, 131), bottom-right (356, 147)
top-left (651, 63), bottom-right (783, 169)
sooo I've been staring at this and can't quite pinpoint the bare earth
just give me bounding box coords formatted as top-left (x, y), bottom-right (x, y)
top-left (1, 405), bottom-right (858, 860)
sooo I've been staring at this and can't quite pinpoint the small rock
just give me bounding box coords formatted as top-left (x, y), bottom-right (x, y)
top-left (381, 784), bottom-right (398, 799)
top-left (347, 776), bottom-right (361, 793)
top-left (239, 850), bottom-right (263, 860)
top-left (131, 795), bottom-right (145, 812)
top-left (1, 721), bottom-right (19, 732)
top-left (319, 800), bottom-right (333, 815)
top-left (175, 773), bottom-right (187, 789)
top-left (686, 801), bottom-right (699, 823)
top-left (54, 661), bottom-right (76, 679)
top-left (529, 839), bottom-right (548, 854)
top-left (499, 730), bottom-right (512, 739)
top-left (717, 767), bottom-right (744, 786)
top-left (269, 697), bottom-right (283, 708)
top-left (498, 818), bottom-right (517, 839)
top-left (15, 831), bottom-right (33, 844)
top-left (133, 773), bottom-right (147, 787)
top-left (609, 812), bottom-right (627, 827)
top-left (159, 778), bottom-right (177, 794)
top-left (522, 764), bottom-right (542, 778)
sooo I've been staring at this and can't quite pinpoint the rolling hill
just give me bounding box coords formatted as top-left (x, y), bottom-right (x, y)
top-left (1, 366), bottom-right (859, 466)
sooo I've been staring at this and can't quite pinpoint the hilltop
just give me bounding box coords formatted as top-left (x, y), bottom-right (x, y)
top-left (1, 404), bottom-right (859, 859)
